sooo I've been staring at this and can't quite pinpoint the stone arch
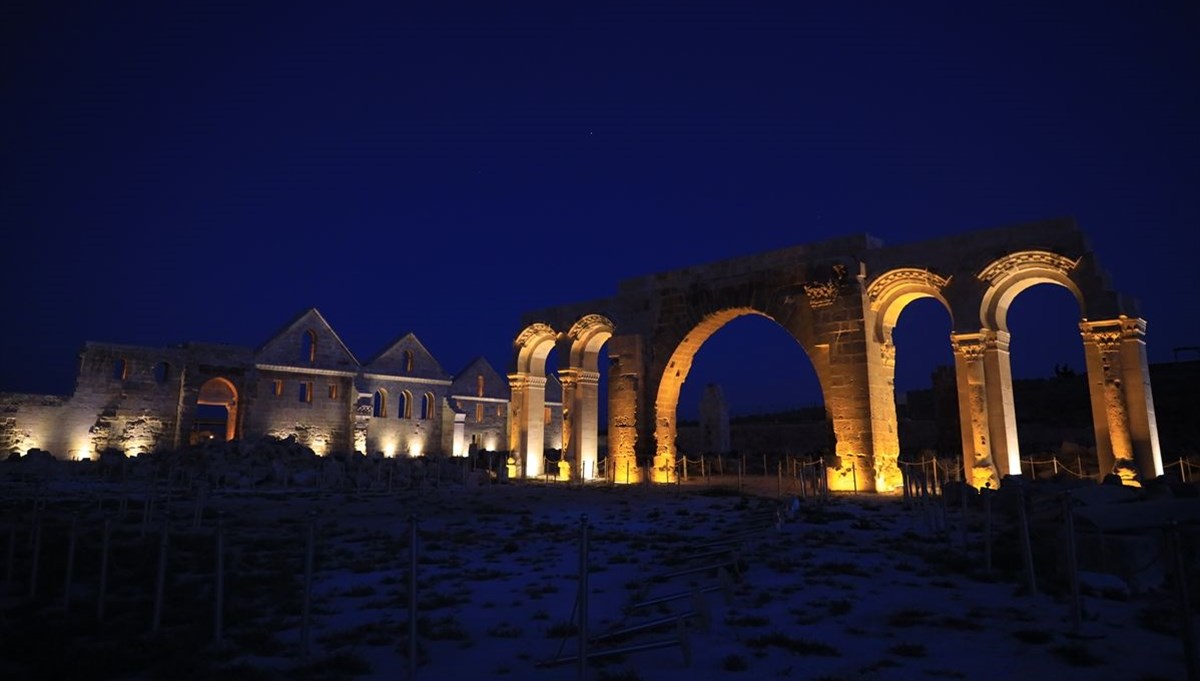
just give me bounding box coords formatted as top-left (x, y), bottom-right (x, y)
top-left (978, 251), bottom-right (1083, 332)
top-left (514, 323), bottom-right (558, 376)
top-left (561, 314), bottom-right (616, 481)
top-left (197, 376), bottom-right (238, 442)
top-left (510, 322), bottom-right (561, 477)
top-left (866, 268), bottom-right (953, 345)
top-left (966, 251), bottom-right (1085, 481)
top-left (864, 268), bottom-right (953, 489)
top-left (652, 307), bottom-right (813, 482)
top-left (517, 219), bottom-right (1161, 491)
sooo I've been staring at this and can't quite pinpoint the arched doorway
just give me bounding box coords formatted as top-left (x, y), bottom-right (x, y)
top-left (196, 377), bottom-right (238, 443)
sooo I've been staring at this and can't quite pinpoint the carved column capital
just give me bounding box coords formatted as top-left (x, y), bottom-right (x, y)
top-left (507, 373), bottom-right (547, 391)
top-left (950, 333), bottom-right (987, 362)
top-left (1080, 316), bottom-right (1146, 350)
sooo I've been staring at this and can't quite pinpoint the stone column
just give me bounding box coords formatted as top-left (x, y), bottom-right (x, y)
top-left (1080, 317), bottom-right (1162, 483)
top-left (507, 373), bottom-right (547, 478)
top-left (810, 330), bottom-right (877, 492)
top-left (950, 333), bottom-right (1001, 488)
top-left (559, 369), bottom-right (577, 474)
top-left (576, 370), bottom-right (600, 481)
top-left (864, 334), bottom-right (901, 492)
top-left (608, 336), bottom-right (642, 484)
top-left (980, 330), bottom-right (1020, 478)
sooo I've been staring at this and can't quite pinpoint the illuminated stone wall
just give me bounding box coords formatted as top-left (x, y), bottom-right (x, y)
top-left (1, 308), bottom-right (492, 460)
top-left (448, 357), bottom-right (510, 454)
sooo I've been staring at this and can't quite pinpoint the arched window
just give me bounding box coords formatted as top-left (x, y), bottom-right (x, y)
top-left (153, 361), bottom-right (170, 383)
top-left (476, 374), bottom-right (485, 397)
top-left (403, 350), bottom-right (414, 373)
top-left (400, 390), bottom-right (413, 419)
top-left (421, 392), bottom-right (435, 420)
top-left (373, 390), bottom-right (387, 418)
top-left (301, 330), bottom-right (317, 365)
top-left (113, 358), bottom-right (128, 381)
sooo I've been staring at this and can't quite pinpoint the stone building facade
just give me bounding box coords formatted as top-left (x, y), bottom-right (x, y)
top-left (0, 308), bottom-right (562, 461)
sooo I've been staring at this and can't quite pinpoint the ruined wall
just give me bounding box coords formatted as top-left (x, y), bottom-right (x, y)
top-left (0, 393), bottom-right (69, 456)
top-left (245, 369), bottom-right (355, 455)
top-left (66, 343), bottom-right (184, 456)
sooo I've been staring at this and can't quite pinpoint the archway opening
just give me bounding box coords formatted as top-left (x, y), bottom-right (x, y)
top-left (890, 297), bottom-right (956, 475)
top-left (659, 310), bottom-right (823, 484)
top-left (1005, 283), bottom-right (1094, 479)
top-left (195, 377), bottom-right (238, 443)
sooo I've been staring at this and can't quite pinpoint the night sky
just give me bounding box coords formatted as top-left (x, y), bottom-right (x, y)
top-left (2, 2), bottom-right (1197, 421)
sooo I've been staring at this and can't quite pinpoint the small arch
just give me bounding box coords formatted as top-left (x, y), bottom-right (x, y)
top-left (113, 358), bottom-right (128, 381)
top-left (400, 390), bottom-right (413, 419)
top-left (476, 374), bottom-right (485, 397)
top-left (567, 313), bottom-right (616, 373)
top-left (153, 361), bottom-right (170, 384)
top-left (422, 392), bottom-right (435, 420)
top-left (866, 268), bottom-right (953, 345)
top-left (373, 389), bottom-right (388, 418)
top-left (977, 251), bottom-right (1084, 332)
top-left (196, 377), bottom-right (238, 442)
top-left (514, 323), bottom-right (558, 376)
top-left (300, 329), bottom-right (317, 365)
top-left (403, 350), bottom-right (414, 373)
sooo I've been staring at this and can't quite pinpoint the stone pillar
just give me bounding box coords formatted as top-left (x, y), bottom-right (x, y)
top-left (608, 336), bottom-right (642, 484)
top-left (560, 368), bottom-right (600, 481)
top-left (980, 330), bottom-right (1020, 478)
top-left (577, 370), bottom-right (600, 481)
top-left (1080, 317), bottom-right (1162, 483)
top-left (863, 333), bottom-right (901, 492)
top-left (507, 373), bottom-right (547, 478)
top-left (810, 323), bottom-right (877, 492)
top-left (451, 412), bottom-right (466, 457)
top-left (950, 333), bottom-right (1001, 488)
top-left (559, 369), bottom-right (577, 473)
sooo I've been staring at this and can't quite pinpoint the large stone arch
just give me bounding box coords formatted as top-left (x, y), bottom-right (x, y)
top-left (517, 218), bottom-right (1162, 492)
top-left (651, 308), bottom-right (821, 483)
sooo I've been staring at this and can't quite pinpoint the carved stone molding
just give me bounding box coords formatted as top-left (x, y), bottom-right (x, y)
top-left (977, 250), bottom-right (1080, 285)
top-left (866, 268), bottom-right (951, 303)
top-left (1080, 316), bottom-right (1145, 350)
top-left (567, 314), bottom-right (615, 340)
top-left (515, 323), bottom-right (556, 349)
top-left (803, 280), bottom-right (840, 308)
top-left (950, 333), bottom-right (987, 361)
top-left (507, 373), bottom-right (547, 390)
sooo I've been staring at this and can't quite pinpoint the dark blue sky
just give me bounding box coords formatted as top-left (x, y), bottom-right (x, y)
top-left (2, 1), bottom-right (1197, 420)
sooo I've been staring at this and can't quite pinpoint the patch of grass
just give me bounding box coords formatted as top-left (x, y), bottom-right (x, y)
top-left (1012, 629), bottom-right (1054, 645)
top-left (746, 632), bottom-right (840, 656)
top-left (487, 622), bottom-right (523, 638)
top-left (597, 669), bottom-right (644, 681)
top-left (722, 654), bottom-right (749, 671)
top-left (1049, 642), bottom-right (1102, 667)
top-left (887, 642), bottom-right (926, 658)
top-left (290, 651), bottom-right (372, 680)
top-left (725, 613), bottom-right (770, 627)
top-left (545, 621), bottom-right (579, 638)
top-left (887, 608), bottom-right (931, 627)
